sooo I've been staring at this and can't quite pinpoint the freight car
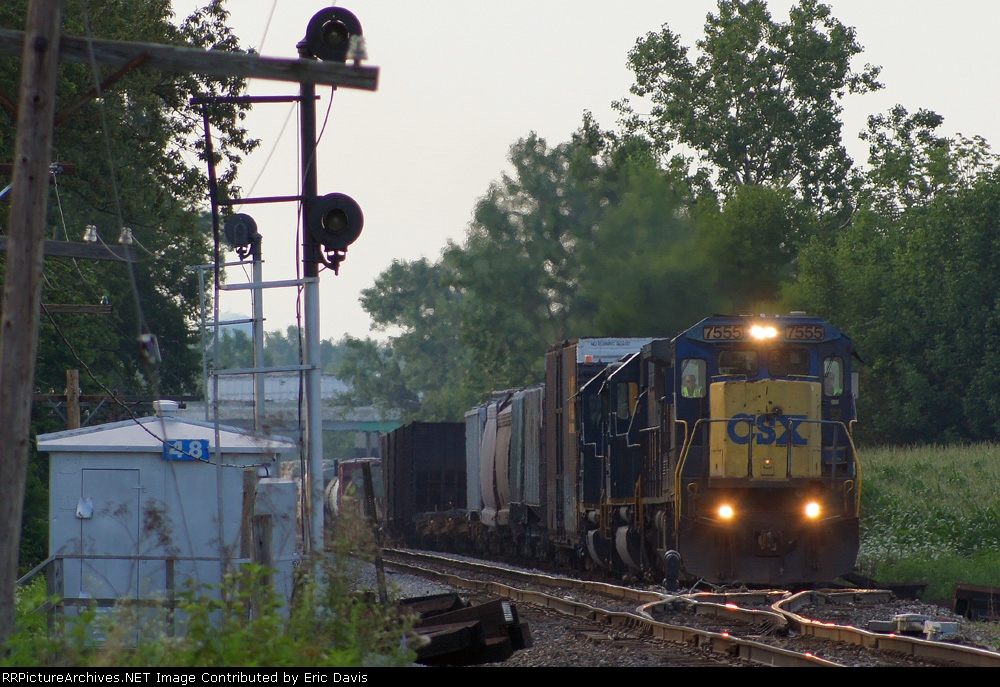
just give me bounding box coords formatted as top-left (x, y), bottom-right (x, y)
top-left (386, 314), bottom-right (861, 587)
top-left (382, 421), bottom-right (466, 547)
top-left (325, 457), bottom-right (384, 521)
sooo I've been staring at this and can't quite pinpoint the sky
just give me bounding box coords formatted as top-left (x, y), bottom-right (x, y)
top-left (170, 0), bottom-right (1000, 343)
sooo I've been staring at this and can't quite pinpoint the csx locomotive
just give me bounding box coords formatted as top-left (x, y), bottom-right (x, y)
top-left (385, 313), bottom-right (861, 587)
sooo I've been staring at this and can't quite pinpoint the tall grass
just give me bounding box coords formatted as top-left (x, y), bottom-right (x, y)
top-left (858, 443), bottom-right (1000, 599)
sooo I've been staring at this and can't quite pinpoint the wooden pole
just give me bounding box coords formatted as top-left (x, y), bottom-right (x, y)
top-left (0, 0), bottom-right (63, 645)
top-left (65, 369), bottom-right (79, 429)
top-left (240, 468), bottom-right (257, 559)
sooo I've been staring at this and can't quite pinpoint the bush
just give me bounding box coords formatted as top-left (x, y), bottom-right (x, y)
top-left (2, 557), bottom-right (415, 667)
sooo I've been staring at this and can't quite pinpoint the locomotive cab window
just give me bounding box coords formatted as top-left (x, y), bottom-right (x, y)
top-left (824, 357), bottom-right (844, 396)
top-left (680, 359), bottom-right (705, 398)
top-left (769, 349), bottom-right (810, 377)
top-left (617, 382), bottom-right (638, 419)
top-left (587, 395), bottom-right (602, 426)
top-left (718, 350), bottom-right (758, 377)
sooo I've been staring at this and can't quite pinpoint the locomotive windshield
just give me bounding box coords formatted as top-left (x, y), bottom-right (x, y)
top-left (718, 350), bottom-right (758, 376)
top-left (680, 359), bottom-right (706, 398)
top-left (768, 348), bottom-right (810, 377)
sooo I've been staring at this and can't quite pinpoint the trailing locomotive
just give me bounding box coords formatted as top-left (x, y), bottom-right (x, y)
top-left (384, 313), bottom-right (861, 587)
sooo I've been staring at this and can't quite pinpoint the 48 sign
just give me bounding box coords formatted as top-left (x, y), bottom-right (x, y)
top-left (162, 439), bottom-right (210, 461)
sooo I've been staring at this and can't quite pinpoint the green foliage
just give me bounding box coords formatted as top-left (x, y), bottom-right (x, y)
top-left (858, 444), bottom-right (1000, 599)
top-left (261, 326), bottom-right (347, 375)
top-left (215, 328), bottom-right (253, 369)
top-left (357, 257), bottom-right (475, 420)
top-left (352, 3), bottom-right (892, 418)
top-left (617, 0), bottom-right (882, 208)
top-left (212, 326), bottom-right (350, 375)
top-left (581, 158), bottom-right (721, 334)
top-left (2, 561), bottom-right (414, 668)
top-left (0, 1), bottom-right (257, 396)
top-left (3, 0), bottom-right (260, 590)
top-left (352, 124), bottom-right (719, 418)
top-left (335, 336), bottom-right (422, 419)
top-left (444, 131), bottom-right (608, 387)
top-left (797, 161), bottom-right (1000, 444)
top-left (696, 185), bottom-right (815, 309)
top-left (861, 105), bottom-right (998, 211)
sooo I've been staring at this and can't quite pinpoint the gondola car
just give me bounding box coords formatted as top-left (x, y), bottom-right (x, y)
top-left (382, 422), bottom-right (466, 547)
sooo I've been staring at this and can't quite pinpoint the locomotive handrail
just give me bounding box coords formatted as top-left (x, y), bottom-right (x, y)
top-left (674, 416), bottom-right (864, 529)
top-left (625, 387), bottom-right (649, 449)
top-left (674, 417), bottom-right (707, 532)
top-left (785, 417), bottom-right (863, 507)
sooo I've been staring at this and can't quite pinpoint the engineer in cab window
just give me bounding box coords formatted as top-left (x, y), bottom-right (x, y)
top-left (823, 357), bottom-right (844, 396)
top-left (681, 373), bottom-right (704, 398)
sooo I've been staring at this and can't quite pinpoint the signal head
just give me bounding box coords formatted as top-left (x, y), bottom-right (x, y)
top-left (307, 193), bottom-right (364, 253)
top-left (304, 7), bottom-right (363, 62)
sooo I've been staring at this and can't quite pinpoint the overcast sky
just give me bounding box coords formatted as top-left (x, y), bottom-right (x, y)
top-left (169, 1), bottom-right (1000, 342)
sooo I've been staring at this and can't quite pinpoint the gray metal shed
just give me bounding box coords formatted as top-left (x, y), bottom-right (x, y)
top-left (37, 412), bottom-right (298, 605)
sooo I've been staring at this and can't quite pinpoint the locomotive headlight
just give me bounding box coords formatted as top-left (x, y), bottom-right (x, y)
top-left (718, 504), bottom-right (735, 520)
top-left (805, 501), bottom-right (821, 519)
top-left (750, 325), bottom-right (778, 340)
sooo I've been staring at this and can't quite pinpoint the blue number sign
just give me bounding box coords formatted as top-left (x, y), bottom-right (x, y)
top-left (162, 439), bottom-right (209, 461)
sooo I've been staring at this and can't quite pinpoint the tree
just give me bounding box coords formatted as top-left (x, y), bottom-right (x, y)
top-left (578, 152), bottom-right (722, 335)
top-left (343, 258), bottom-right (475, 421)
top-left (0, 0), bottom-right (256, 397)
top-left (261, 325), bottom-right (347, 374)
top-left (446, 134), bottom-right (597, 382)
top-left (696, 184), bottom-right (814, 309)
top-left (794, 107), bottom-right (1000, 444)
top-left (0, 1), bottom-right (256, 639)
top-left (352, 123), bottom-right (726, 417)
top-left (617, 0), bottom-right (882, 208)
top-left (861, 104), bottom-right (998, 211)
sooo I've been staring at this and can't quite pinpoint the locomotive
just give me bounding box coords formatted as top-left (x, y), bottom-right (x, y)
top-left (384, 313), bottom-right (861, 587)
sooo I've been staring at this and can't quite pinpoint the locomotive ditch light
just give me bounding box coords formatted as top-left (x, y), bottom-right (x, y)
top-left (805, 501), bottom-right (821, 519)
top-left (750, 324), bottom-right (778, 340)
top-left (718, 504), bottom-right (735, 520)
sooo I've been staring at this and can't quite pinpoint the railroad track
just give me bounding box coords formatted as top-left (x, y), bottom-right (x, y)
top-left (383, 548), bottom-right (1000, 667)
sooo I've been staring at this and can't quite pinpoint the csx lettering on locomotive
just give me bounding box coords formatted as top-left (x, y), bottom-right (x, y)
top-left (726, 413), bottom-right (808, 446)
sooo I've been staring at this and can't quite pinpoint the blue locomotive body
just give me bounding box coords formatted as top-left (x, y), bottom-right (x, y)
top-left (582, 314), bottom-right (861, 585)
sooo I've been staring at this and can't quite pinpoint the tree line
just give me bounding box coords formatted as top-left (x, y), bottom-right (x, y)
top-left (337, 0), bottom-right (1000, 447)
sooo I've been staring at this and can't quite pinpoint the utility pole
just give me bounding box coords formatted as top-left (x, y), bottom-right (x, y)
top-left (0, 0), bottom-right (63, 645)
top-left (297, 8), bottom-right (368, 558)
top-left (0, 8), bottom-right (376, 636)
top-left (299, 75), bottom-right (325, 557)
